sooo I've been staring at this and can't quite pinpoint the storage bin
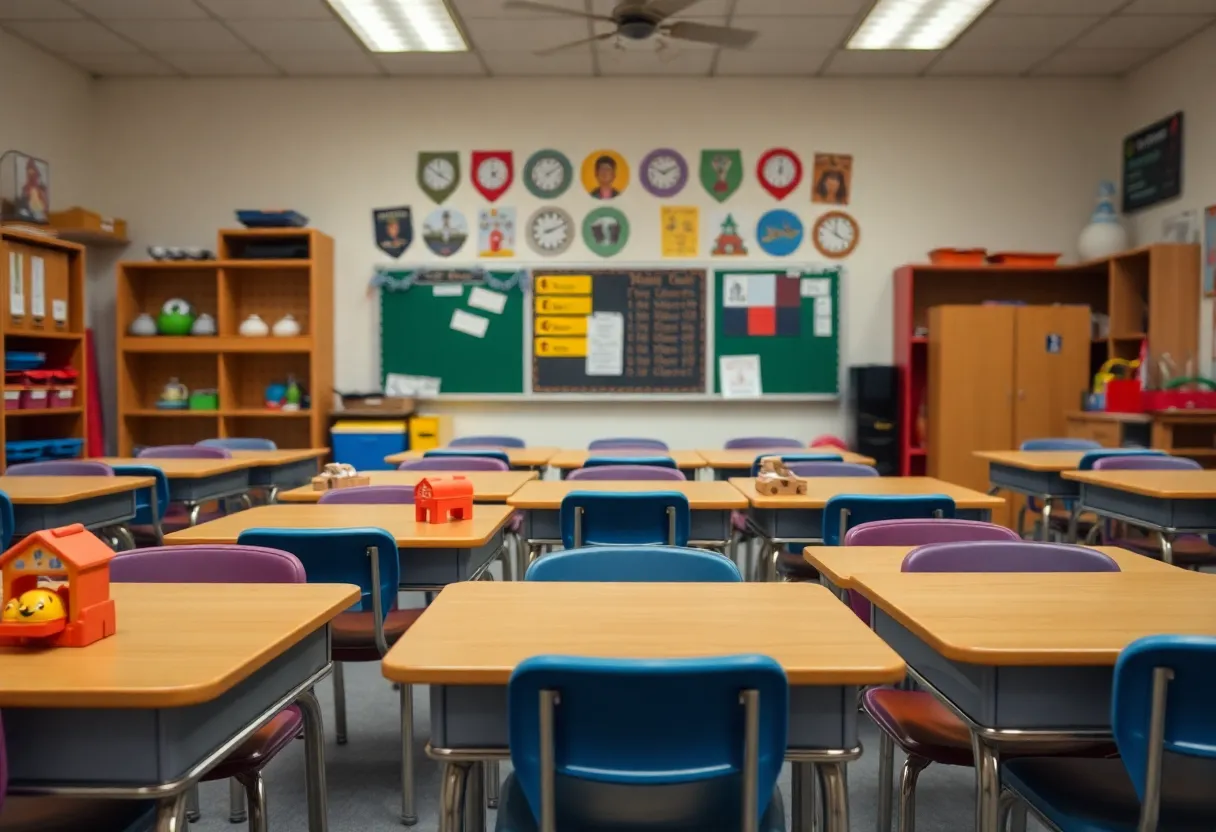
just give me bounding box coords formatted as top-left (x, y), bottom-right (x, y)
top-left (48, 438), bottom-right (84, 459)
top-left (4, 352), bottom-right (45, 371)
top-left (331, 420), bottom-right (407, 472)
top-left (408, 414), bottom-right (451, 452)
top-left (5, 440), bottom-right (50, 462)
top-left (20, 388), bottom-right (48, 409)
top-left (5, 386), bottom-right (23, 411)
top-left (50, 386), bottom-right (76, 409)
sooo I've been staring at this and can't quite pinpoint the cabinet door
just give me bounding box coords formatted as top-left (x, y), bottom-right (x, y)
top-left (927, 305), bottom-right (1015, 496)
top-left (1013, 306), bottom-right (1092, 446)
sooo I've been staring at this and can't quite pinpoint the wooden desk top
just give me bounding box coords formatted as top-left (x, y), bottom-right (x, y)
top-left (805, 545), bottom-right (1185, 589)
top-left (278, 470), bottom-right (538, 503)
top-left (729, 477), bottom-right (1006, 510)
top-left (0, 475), bottom-right (155, 504)
top-left (0, 583), bottom-right (358, 708)
top-left (383, 582), bottom-right (905, 686)
top-left (1062, 469), bottom-right (1216, 498)
top-left (1066, 410), bottom-right (1153, 424)
top-left (228, 448), bottom-right (328, 465)
top-left (507, 480), bottom-right (748, 510)
top-left (973, 450), bottom-right (1091, 471)
top-left (384, 447), bottom-right (559, 468)
top-left (697, 448), bottom-right (877, 468)
top-left (547, 449), bottom-right (708, 470)
top-left (94, 457), bottom-right (254, 478)
top-left (163, 503), bottom-right (514, 548)
top-left (853, 571), bottom-right (1216, 666)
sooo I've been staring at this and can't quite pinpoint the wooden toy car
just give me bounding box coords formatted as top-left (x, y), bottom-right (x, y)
top-left (415, 476), bottom-right (473, 523)
top-left (755, 456), bottom-right (807, 496)
top-left (311, 462), bottom-right (371, 491)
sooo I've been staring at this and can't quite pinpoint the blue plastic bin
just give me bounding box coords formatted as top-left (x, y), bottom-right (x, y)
top-left (331, 420), bottom-right (406, 472)
top-left (48, 438), bottom-right (84, 459)
top-left (5, 439), bottom-right (51, 462)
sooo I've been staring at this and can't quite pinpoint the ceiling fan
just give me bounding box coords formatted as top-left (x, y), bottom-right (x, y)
top-left (503, 0), bottom-right (759, 56)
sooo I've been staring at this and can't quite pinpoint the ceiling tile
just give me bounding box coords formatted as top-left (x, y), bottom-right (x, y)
top-left (5, 20), bottom-right (137, 51)
top-left (164, 50), bottom-right (279, 75)
top-left (465, 0), bottom-right (585, 17)
top-left (821, 49), bottom-right (937, 75)
top-left (715, 47), bottom-right (830, 74)
top-left (376, 51), bottom-right (486, 75)
top-left (229, 19), bottom-right (360, 51)
top-left (1033, 47), bottom-right (1157, 74)
top-left (1076, 13), bottom-right (1212, 47)
top-left (733, 0), bottom-right (866, 13)
top-left (0, 0), bottom-right (81, 19)
top-left (196, 0), bottom-right (334, 19)
top-left (482, 48), bottom-right (592, 75)
top-left (69, 0), bottom-right (207, 19)
top-left (953, 15), bottom-right (1101, 49)
top-left (730, 15), bottom-right (853, 49)
top-left (990, 0), bottom-right (1124, 13)
top-left (591, 0), bottom-right (729, 13)
top-left (463, 16), bottom-right (589, 50)
top-left (1122, 0), bottom-right (1216, 12)
top-left (928, 48), bottom-right (1052, 75)
top-left (267, 50), bottom-right (382, 74)
top-left (66, 50), bottom-right (176, 74)
top-left (107, 19), bottom-right (247, 50)
top-left (598, 46), bottom-right (713, 74)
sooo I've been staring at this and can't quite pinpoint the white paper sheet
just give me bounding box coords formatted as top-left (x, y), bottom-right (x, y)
top-left (720, 354), bottom-right (762, 398)
top-left (8, 252), bottom-right (23, 317)
top-left (384, 373), bottom-right (441, 397)
top-left (801, 277), bottom-right (830, 297)
top-left (450, 308), bottom-right (489, 338)
top-left (722, 274), bottom-right (751, 308)
top-left (432, 283), bottom-right (463, 297)
top-left (585, 312), bottom-right (624, 377)
top-left (814, 296), bottom-right (833, 337)
top-left (467, 286), bottom-right (507, 315)
top-left (30, 256), bottom-right (45, 319)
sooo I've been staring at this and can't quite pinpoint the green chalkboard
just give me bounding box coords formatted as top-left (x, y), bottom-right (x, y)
top-left (380, 270), bottom-right (524, 394)
top-left (713, 268), bottom-right (839, 395)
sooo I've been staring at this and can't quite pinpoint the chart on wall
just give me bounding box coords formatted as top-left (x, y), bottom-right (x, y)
top-left (532, 268), bottom-right (707, 394)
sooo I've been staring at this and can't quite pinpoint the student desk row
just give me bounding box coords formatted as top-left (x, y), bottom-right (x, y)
top-left (0, 582), bottom-right (358, 832)
top-left (975, 450), bottom-right (1094, 541)
top-left (278, 469), bottom-right (539, 503)
top-left (0, 475), bottom-right (155, 537)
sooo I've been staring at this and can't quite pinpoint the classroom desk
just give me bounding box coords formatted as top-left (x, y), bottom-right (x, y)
top-left (0, 582), bottom-right (358, 832)
top-left (384, 447), bottom-right (558, 470)
top-left (383, 581), bottom-right (905, 832)
top-left (698, 448), bottom-right (878, 480)
top-left (974, 449), bottom-right (1094, 540)
top-left (228, 448), bottom-right (328, 502)
top-left (96, 457), bottom-right (254, 525)
top-left (0, 475), bottom-right (154, 539)
top-left (546, 449), bottom-right (708, 479)
top-left (164, 503), bottom-right (513, 590)
top-left (506, 480), bottom-right (746, 550)
top-left (277, 470), bottom-right (538, 504)
top-left (1062, 469), bottom-right (1216, 565)
top-left (850, 570), bottom-right (1216, 832)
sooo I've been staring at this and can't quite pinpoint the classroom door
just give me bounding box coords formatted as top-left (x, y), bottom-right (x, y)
top-left (1012, 306), bottom-right (1091, 447)
top-left (927, 306), bottom-right (1015, 509)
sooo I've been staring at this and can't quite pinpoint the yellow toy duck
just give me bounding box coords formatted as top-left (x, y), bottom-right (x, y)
top-left (2, 589), bottom-right (67, 624)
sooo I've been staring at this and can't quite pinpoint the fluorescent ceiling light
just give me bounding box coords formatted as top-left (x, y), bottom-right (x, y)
top-left (848, 0), bottom-right (994, 50)
top-left (328, 0), bottom-right (467, 52)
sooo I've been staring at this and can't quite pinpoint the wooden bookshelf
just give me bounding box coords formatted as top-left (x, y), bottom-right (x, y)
top-left (116, 228), bottom-right (333, 454)
top-left (0, 228), bottom-right (89, 470)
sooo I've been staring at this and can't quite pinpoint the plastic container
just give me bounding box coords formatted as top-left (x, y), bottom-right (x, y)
top-left (5, 440), bottom-right (50, 462)
top-left (331, 420), bottom-right (407, 472)
top-left (48, 438), bottom-right (84, 459)
top-left (986, 252), bottom-right (1062, 267)
top-left (409, 414), bottom-right (451, 452)
top-left (20, 388), bottom-right (48, 409)
top-left (50, 386), bottom-right (76, 409)
top-left (4, 352), bottom-right (46, 371)
top-left (928, 248), bottom-right (987, 266)
top-left (5, 386), bottom-right (23, 411)
top-left (1104, 379), bottom-right (1144, 413)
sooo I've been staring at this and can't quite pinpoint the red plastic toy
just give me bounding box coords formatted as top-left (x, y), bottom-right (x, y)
top-left (414, 476), bottom-right (474, 524)
top-left (0, 524), bottom-right (117, 648)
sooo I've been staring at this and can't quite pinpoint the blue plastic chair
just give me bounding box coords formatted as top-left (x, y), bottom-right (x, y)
top-left (198, 437), bottom-right (278, 451)
top-left (498, 655), bottom-right (788, 832)
top-left (822, 495), bottom-right (955, 546)
top-left (450, 435), bottom-right (526, 448)
top-left (1020, 438), bottom-right (1101, 452)
top-left (0, 490), bottom-right (13, 549)
top-left (560, 491), bottom-right (691, 548)
top-left (1001, 635), bottom-right (1216, 831)
top-left (588, 438), bottom-right (669, 451)
top-left (526, 545), bottom-right (741, 582)
top-left (111, 464), bottom-right (170, 544)
top-left (424, 448), bottom-right (511, 467)
top-left (583, 455), bottom-right (678, 470)
top-left (749, 453), bottom-right (844, 476)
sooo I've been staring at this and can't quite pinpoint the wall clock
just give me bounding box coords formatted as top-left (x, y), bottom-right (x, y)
top-left (640, 148), bottom-right (688, 198)
top-left (813, 210), bottom-right (859, 259)
top-left (526, 207), bottom-right (574, 257)
top-left (471, 150), bottom-right (513, 202)
top-left (757, 148), bottom-right (802, 200)
top-left (523, 149), bottom-right (573, 199)
top-left (418, 151), bottom-right (459, 203)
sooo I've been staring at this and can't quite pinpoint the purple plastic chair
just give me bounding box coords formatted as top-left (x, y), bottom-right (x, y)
top-left (865, 540), bottom-right (1120, 832)
top-left (449, 435), bottom-right (526, 448)
top-left (588, 437), bottom-right (669, 451)
top-left (397, 457), bottom-right (509, 471)
top-left (138, 444), bottom-right (231, 459)
top-left (5, 460), bottom-right (114, 476)
top-left (112, 544), bottom-right (307, 830)
top-left (319, 485), bottom-right (416, 504)
top-left (568, 465), bottom-right (686, 481)
top-left (724, 437), bottom-right (803, 450)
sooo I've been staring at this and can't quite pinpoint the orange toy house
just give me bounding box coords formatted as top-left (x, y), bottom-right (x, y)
top-left (415, 476), bottom-right (474, 524)
top-left (0, 524), bottom-right (117, 647)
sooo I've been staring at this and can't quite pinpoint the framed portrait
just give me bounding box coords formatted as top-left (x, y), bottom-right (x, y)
top-left (811, 153), bottom-right (852, 206)
top-left (1, 151), bottom-right (51, 224)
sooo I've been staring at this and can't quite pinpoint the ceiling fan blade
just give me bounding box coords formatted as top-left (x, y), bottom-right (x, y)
top-left (503, 1), bottom-right (614, 22)
top-left (666, 20), bottom-right (758, 48)
top-left (534, 31), bottom-right (615, 56)
top-left (646, 0), bottom-right (705, 19)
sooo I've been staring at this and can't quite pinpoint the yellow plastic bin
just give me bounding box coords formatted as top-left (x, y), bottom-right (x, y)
top-left (408, 414), bottom-right (452, 452)
top-left (331, 420), bottom-right (407, 471)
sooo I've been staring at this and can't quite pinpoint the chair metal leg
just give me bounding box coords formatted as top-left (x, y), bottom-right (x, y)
top-left (154, 793), bottom-right (189, 832)
top-left (401, 683), bottom-right (417, 826)
top-left (897, 756), bottom-right (929, 832)
top-left (465, 761), bottom-right (487, 832)
top-left (295, 687), bottom-right (329, 832)
top-left (439, 762), bottom-right (470, 832)
top-left (1008, 800), bottom-right (1027, 832)
top-left (970, 732), bottom-right (1001, 832)
top-left (876, 731), bottom-right (894, 832)
top-left (1157, 530), bottom-right (1175, 566)
top-left (792, 762), bottom-right (818, 832)
top-left (486, 760), bottom-right (500, 809)
top-left (228, 777), bottom-right (246, 823)
top-left (187, 503), bottom-right (201, 526)
top-left (997, 789), bottom-right (1017, 830)
top-left (818, 762), bottom-right (850, 832)
top-left (185, 784), bottom-right (201, 823)
top-left (332, 662), bottom-right (347, 745)
top-left (500, 536), bottom-right (515, 582)
top-left (236, 772), bottom-right (268, 832)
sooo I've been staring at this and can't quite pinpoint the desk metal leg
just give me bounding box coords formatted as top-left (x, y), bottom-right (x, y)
top-left (1157, 530), bottom-right (1175, 566)
top-left (876, 732), bottom-right (893, 832)
top-left (464, 762), bottom-right (486, 832)
top-left (1066, 507), bottom-right (1080, 544)
top-left (154, 793), bottom-right (188, 832)
top-left (970, 732), bottom-right (1000, 832)
top-left (401, 684), bottom-right (417, 826)
top-left (297, 688), bottom-right (330, 832)
top-left (486, 761), bottom-right (500, 809)
top-left (228, 777), bottom-right (246, 822)
top-left (1039, 496), bottom-right (1054, 542)
top-left (440, 762), bottom-right (470, 832)
top-left (817, 762), bottom-right (850, 832)
top-left (1008, 801), bottom-right (1028, 832)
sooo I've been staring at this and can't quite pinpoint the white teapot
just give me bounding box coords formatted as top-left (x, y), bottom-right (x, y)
top-left (272, 314), bottom-right (301, 337)
top-left (239, 314), bottom-right (269, 337)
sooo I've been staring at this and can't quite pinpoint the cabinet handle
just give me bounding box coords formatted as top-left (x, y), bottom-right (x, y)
top-left (1018, 390), bottom-right (1026, 400)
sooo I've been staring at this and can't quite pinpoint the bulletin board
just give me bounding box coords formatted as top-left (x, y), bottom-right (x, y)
top-left (379, 268), bottom-right (525, 394)
top-left (712, 268), bottom-right (840, 395)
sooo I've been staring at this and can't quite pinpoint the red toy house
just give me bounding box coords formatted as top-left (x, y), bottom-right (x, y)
top-left (0, 524), bottom-right (117, 647)
top-left (414, 476), bottom-right (474, 523)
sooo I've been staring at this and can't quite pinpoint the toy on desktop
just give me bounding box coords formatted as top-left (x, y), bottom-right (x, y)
top-left (0, 524), bottom-right (117, 648)
top-left (156, 298), bottom-right (196, 335)
top-left (311, 462), bottom-right (371, 491)
top-left (755, 456), bottom-right (807, 496)
top-left (415, 476), bottom-right (473, 523)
